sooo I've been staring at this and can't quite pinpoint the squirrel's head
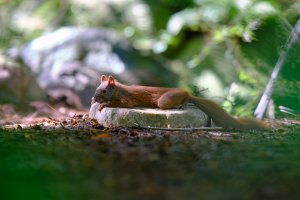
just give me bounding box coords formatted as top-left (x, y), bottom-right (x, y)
top-left (93, 75), bottom-right (117, 103)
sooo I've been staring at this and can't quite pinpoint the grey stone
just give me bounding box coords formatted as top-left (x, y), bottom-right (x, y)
top-left (89, 103), bottom-right (210, 128)
top-left (19, 27), bottom-right (178, 107)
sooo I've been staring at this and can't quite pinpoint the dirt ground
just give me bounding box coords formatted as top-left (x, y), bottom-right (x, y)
top-left (1, 103), bottom-right (300, 200)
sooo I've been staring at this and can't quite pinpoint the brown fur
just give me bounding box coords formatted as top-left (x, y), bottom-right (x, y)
top-left (93, 75), bottom-right (269, 130)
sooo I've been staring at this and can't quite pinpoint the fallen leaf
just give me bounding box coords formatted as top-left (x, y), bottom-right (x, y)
top-left (93, 131), bottom-right (112, 139)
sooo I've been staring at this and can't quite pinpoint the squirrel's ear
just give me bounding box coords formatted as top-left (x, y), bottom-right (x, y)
top-left (100, 75), bottom-right (107, 83)
top-left (108, 75), bottom-right (115, 86)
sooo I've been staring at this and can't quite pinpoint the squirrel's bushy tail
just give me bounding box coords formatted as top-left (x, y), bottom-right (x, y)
top-left (188, 96), bottom-right (268, 130)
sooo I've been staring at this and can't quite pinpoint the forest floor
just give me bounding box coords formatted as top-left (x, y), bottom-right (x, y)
top-left (1, 103), bottom-right (300, 200)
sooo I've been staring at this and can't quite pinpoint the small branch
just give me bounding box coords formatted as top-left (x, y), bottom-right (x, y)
top-left (254, 18), bottom-right (300, 119)
top-left (131, 126), bottom-right (223, 131)
top-left (60, 122), bottom-right (76, 131)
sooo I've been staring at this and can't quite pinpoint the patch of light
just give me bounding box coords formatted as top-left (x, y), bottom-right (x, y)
top-left (235, 0), bottom-right (252, 11)
top-left (13, 12), bottom-right (44, 32)
top-left (202, 6), bottom-right (224, 24)
top-left (109, 55), bottom-right (126, 74)
top-left (131, 3), bottom-right (148, 17)
top-left (252, 2), bottom-right (276, 15)
top-left (152, 41), bottom-right (167, 54)
top-left (133, 39), bottom-right (153, 50)
top-left (0, 69), bottom-right (10, 80)
top-left (123, 26), bottom-right (135, 38)
top-left (194, 70), bottom-right (224, 97)
top-left (30, 27), bottom-right (83, 52)
top-left (167, 13), bottom-right (184, 35)
top-left (71, 0), bottom-right (128, 8)
top-left (127, 3), bottom-right (152, 32)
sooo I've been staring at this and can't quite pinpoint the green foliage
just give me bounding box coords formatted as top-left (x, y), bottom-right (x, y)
top-left (148, 0), bottom-right (299, 116)
top-left (0, 0), bottom-right (299, 117)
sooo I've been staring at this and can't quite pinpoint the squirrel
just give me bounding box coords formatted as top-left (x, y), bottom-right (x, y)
top-left (91, 75), bottom-right (269, 130)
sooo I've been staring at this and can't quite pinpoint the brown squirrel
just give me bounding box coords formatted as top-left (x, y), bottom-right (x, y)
top-left (92, 75), bottom-right (269, 130)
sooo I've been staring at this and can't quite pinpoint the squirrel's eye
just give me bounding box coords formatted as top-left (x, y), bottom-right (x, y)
top-left (102, 90), bottom-right (107, 94)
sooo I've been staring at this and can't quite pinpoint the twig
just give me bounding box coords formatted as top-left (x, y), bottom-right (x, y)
top-left (131, 126), bottom-right (223, 131)
top-left (60, 122), bottom-right (76, 131)
top-left (46, 104), bottom-right (66, 117)
top-left (254, 18), bottom-right (300, 119)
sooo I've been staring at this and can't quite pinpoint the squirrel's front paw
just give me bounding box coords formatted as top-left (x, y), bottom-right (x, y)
top-left (98, 102), bottom-right (109, 111)
top-left (98, 105), bottom-right (105, 111)
top-left (98, 103), bottom-right (105, 111)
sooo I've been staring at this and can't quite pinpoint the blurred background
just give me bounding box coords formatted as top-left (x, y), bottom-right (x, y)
top-left (0, 0), bottom-right (299, 119)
